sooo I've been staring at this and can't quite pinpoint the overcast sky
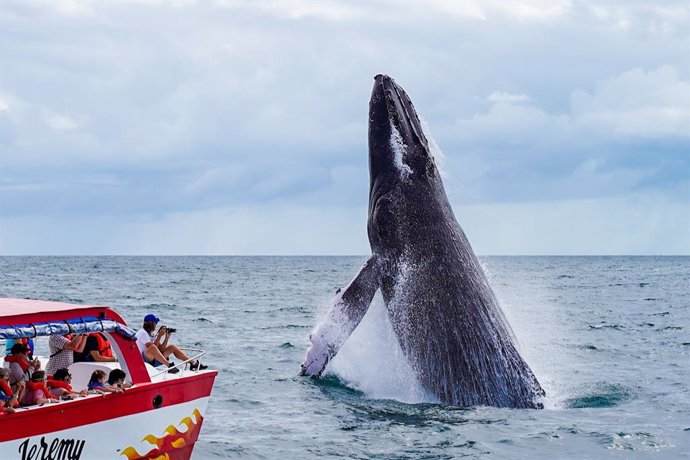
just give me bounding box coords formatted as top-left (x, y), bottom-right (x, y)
top-left (1, 0), bottom-right (688, 255)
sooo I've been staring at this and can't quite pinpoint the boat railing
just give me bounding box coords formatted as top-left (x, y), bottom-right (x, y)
top-left (152, 347), bottom-right (206, 377)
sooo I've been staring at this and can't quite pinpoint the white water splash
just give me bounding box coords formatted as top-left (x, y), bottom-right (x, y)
top-left (389, 122), bottom-right (413, 178)
top-left (419, 116), bottom-right (447, 178)
top-left (483, 261), bottom-right (566, 410)
top-left (327, 293), bottom-right (433, 404)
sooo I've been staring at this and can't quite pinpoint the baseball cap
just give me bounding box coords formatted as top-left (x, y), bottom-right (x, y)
top-left (144, 314), bottom-right (160, 323)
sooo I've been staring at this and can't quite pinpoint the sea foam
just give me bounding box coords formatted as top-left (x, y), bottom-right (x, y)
top-left (327, 293), bottom-right (433, 404)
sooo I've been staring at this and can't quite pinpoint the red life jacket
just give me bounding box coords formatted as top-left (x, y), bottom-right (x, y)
top-left (4, 354), bottom-right (30, 372)
top-left (26, 381), bottom-right (57, 399)
top-left (0, 380), bottom-right (13, 397)
top-left (47, 380), bottom-right (72, 392)
top-left (0, 379), bottom-right (19, 408)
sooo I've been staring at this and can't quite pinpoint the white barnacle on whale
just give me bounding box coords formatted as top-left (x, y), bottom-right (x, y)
top-left (389, 121), bottom-right (413, 178)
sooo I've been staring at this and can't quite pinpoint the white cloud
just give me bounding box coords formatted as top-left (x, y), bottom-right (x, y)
top-left (214, 0), bottom-right (366, 21)
top-left (0, 0), bottom-right (688, 255)
top-left (457, 65), bottom-right (689, 143)
top-left (585, 3), bottom-right (689, 34)
top-left (455, 101), bottom-right (570, 147)
top-left (425, 1), bottom-right (487, 20)
top-left (43, 109), bottom-right (83, 131)
top-left (571, 66), bottom-right (690, 137)
top-left (487, 92), bottom-right (531, 104)
top-left (482, 0), bottom-right (572, 21)
top-left (50, 0), bottom-right (96, 16)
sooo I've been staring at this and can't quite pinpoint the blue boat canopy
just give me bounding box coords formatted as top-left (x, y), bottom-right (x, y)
top-left (0, 316), bottom-right (136, 340)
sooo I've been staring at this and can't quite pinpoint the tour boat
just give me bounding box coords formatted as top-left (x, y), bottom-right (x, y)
top-left (0, 298), bottom-right (217, 460)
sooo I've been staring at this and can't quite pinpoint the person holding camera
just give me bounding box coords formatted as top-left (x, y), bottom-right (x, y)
top-left (46, 333), bottom-right (88, 374)
top-left (135, 314), bottom-right (206, 372)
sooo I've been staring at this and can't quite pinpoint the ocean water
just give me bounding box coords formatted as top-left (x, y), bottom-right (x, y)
top-left (1, 256), bottom-right (688, 459)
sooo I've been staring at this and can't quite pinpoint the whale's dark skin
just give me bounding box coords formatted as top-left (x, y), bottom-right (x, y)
top-left (301, 75), bottom-right (544, 408)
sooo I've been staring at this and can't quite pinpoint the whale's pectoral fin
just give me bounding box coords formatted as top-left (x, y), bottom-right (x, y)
top-left (300, 255), bottom-right (381, 377)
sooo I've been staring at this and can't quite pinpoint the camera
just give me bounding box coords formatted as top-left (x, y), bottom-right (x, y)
top-left (162, 326), bottom-right (177, 333)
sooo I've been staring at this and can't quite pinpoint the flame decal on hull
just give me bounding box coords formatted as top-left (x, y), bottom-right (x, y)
top-left (120, 409), bottom-right (204, 460)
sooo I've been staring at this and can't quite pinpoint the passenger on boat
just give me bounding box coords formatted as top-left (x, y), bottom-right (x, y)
top-left (21, 371), bottom-right (58, 406)
top-left (87, 370), bottom-right (123, 394)
top-left (4, 338), bottom-right (34, 360)
top-left (74, 333), bottom-right (117, 363)
top-left (5, 343), bottom-right (41, 389)
top-left (107, 369), bottom-right (132, 390)
top-left (135, 314), bottom-right (207, 372)
top-left (47, 368), bottom-right (88, 400)
top-left (45, 333), bottom-right (88, 375)
top-left (0, 368), bottom-right (21, 414)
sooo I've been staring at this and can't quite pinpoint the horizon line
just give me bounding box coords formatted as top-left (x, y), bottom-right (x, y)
top-left (0, 254), bottom-right (688, 258)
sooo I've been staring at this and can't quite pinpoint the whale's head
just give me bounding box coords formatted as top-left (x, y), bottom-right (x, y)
top-left (368, 74), bottom-right (432, 178)
top-left (367, 74), bottom-right (447, 254)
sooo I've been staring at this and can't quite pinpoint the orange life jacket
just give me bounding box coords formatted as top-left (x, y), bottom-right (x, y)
top-left (93, 333), bottom-right (113, 358)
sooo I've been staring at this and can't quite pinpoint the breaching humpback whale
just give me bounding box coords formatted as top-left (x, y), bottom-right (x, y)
top-left (300, 75), bottom-right (544, 408)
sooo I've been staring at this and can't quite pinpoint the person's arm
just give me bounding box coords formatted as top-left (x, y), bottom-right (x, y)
top-left (160, 328), bottom-right (170, 348)
top-left (29, 358), bottom-right (41, 371)
top-left (153, 327), bottom-right (166, 347)
top-left (103, 384), bottom-right (124, 394)
top-left (64, 335), bottom-right (87, 352)
top-left (89, 350), bottom-right (117, 362)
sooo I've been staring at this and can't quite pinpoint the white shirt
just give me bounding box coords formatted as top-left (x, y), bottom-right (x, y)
top-left (135, 328), bottom-right (156, 354)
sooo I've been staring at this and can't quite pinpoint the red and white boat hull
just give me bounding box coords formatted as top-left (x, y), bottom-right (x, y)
top-left (1, 372), bottom-right (216, 460)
